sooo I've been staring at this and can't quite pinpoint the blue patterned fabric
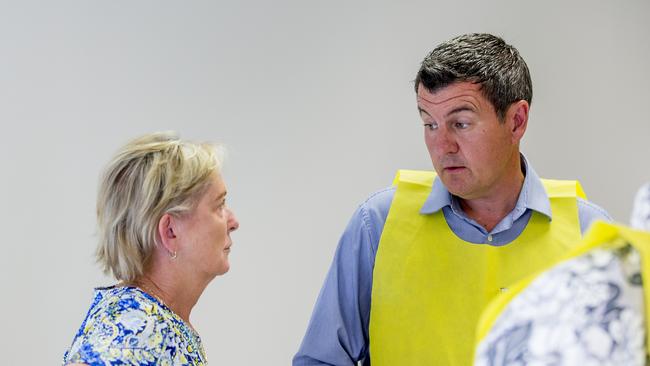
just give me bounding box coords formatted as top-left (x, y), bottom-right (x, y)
top-left (63, 286), bottom-right (206, 365)
top-left (474, 248), bottom-right (646, 366)
top-left (631, 183), bottom-right (650, 231)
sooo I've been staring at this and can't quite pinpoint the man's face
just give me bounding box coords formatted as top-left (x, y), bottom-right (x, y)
top-left (417, 82), bottom-right (523, 200)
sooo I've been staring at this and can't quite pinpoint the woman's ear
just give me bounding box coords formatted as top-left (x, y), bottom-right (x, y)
top-left (157, 213), bottom-right (178, 257)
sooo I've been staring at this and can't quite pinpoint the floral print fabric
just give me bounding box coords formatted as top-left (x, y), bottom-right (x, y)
top-left (63, 286), bottom-right (206, 365)
top-left (631, 183), bottom-right (650, 231)
top-left (474, 247), bottom-right (646, 366)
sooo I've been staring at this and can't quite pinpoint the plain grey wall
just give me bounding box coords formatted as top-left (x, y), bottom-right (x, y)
top-left (1, 0), bottom-right (649, 364)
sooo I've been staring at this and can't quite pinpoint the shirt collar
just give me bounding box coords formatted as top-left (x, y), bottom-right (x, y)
top-left (419, 154), bottom-right (552, 220)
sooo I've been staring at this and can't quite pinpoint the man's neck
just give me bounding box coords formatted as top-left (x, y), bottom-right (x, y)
top-left (458, 164), bottom-right (526, 232)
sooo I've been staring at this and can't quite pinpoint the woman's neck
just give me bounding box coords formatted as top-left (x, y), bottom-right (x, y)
top-left (130, 270), bottom-right (206, 328)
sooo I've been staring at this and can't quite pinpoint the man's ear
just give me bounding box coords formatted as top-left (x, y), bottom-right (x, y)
top-left (157, 213), bottom-right (178, 256)
top-left (507, 100), bottom-right (529, 143)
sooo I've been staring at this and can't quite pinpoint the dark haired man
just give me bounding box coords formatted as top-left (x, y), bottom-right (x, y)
top-left (294, 33), bottom-right (610, 365)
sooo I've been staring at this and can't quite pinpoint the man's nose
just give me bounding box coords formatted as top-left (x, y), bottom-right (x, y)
top-left (432, 128), bottom-right (459, 155)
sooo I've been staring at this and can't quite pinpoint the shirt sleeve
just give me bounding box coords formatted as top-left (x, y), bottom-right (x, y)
top-left (577, 197), bottom-right (612, 234)
top-left (293, 189), bottom-right (392, 366)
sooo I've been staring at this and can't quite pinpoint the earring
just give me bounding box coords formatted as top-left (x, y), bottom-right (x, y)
top-left (170, 251), bottom-right (177, 259)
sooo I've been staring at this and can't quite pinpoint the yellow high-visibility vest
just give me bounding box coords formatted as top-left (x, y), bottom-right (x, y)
top-left (369, 170), bottom-right (585, 365)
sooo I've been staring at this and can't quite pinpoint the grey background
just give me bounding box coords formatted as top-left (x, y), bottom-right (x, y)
top-left (1, 0), bottom-right (649, 364)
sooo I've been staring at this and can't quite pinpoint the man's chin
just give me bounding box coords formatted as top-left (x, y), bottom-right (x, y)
top-left (439, 173), bottom-right (470, 192)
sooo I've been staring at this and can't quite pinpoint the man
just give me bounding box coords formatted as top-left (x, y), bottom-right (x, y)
top-left (293, 33), bottom-right (610, 365)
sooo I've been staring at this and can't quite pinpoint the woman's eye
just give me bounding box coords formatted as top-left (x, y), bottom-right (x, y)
top-left (455, 122), bottom-right (469, 129)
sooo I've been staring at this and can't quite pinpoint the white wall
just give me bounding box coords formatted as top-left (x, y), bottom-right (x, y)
top-left (1, 0), bottom-right (649, 364)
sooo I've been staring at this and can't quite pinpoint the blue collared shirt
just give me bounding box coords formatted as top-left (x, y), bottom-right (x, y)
top-left (293, 158), bottom-right (611, 365)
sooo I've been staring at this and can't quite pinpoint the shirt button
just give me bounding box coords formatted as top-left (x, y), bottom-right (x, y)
top-left (487, 234), bottom-right (493, 243)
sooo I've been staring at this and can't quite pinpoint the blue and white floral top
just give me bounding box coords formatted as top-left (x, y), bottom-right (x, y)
top-left (63, 286), bottom-right (207, 366)
top-left (474, 247), bottom-right (646, 366)
top-left (631, 183), bottom-right (650, 231)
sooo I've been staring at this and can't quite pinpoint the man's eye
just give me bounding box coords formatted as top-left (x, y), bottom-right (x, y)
top-left (455, 122), bottom-right (469, 129)
top-left (424, 123), bottom-right (438, 131)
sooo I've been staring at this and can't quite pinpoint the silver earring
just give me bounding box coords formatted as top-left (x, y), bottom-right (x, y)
top-left (170, 251), bottom-right (177, 259)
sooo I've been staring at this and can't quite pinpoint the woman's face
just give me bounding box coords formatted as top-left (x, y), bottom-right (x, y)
top-left (178, 172), bottom-right (239, 279)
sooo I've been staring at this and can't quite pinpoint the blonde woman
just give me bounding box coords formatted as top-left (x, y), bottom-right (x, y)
top-left (63, 132), bottom-right (239, 365)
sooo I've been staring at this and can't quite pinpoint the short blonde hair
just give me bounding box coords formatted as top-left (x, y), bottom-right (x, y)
top-left (96, 131), bottom-right (224, 282)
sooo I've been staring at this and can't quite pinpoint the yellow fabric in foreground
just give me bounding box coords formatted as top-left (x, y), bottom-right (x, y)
top-left (369, 170), bottom-right (585, 366)
top-left (475, 220), bottom-right (650, 355)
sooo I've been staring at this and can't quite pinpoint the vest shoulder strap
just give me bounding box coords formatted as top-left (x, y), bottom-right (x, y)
top-left (393, 170), bottom-right (587, 200)
top-left (541, 179), bottom-right (587, 199)
top-left (392, 169), bottom-right (436, 187)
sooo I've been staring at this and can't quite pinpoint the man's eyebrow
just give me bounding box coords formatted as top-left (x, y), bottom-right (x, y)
top-left (418, 105), bottom-right (476, 118)
top-left (445, 106), bottom-right (475, 117)
top-left (417, 107), bottom-right (431, 116)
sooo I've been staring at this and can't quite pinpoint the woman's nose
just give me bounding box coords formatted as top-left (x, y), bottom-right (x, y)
top-left (227, 209), bottom-right (240, 232)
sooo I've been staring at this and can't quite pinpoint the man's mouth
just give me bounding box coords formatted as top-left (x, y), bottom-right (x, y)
top-left (444, 166), bottom-right (465, 172)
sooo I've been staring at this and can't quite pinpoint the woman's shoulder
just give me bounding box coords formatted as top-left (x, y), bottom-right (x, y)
top-left (82, 286), bottom-right (166, 327)
top-left (63, 286), bottom-right (179, 365)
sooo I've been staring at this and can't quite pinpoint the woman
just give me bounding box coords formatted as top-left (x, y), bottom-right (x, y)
top-left (63, 132), bottom-right (239, 365)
